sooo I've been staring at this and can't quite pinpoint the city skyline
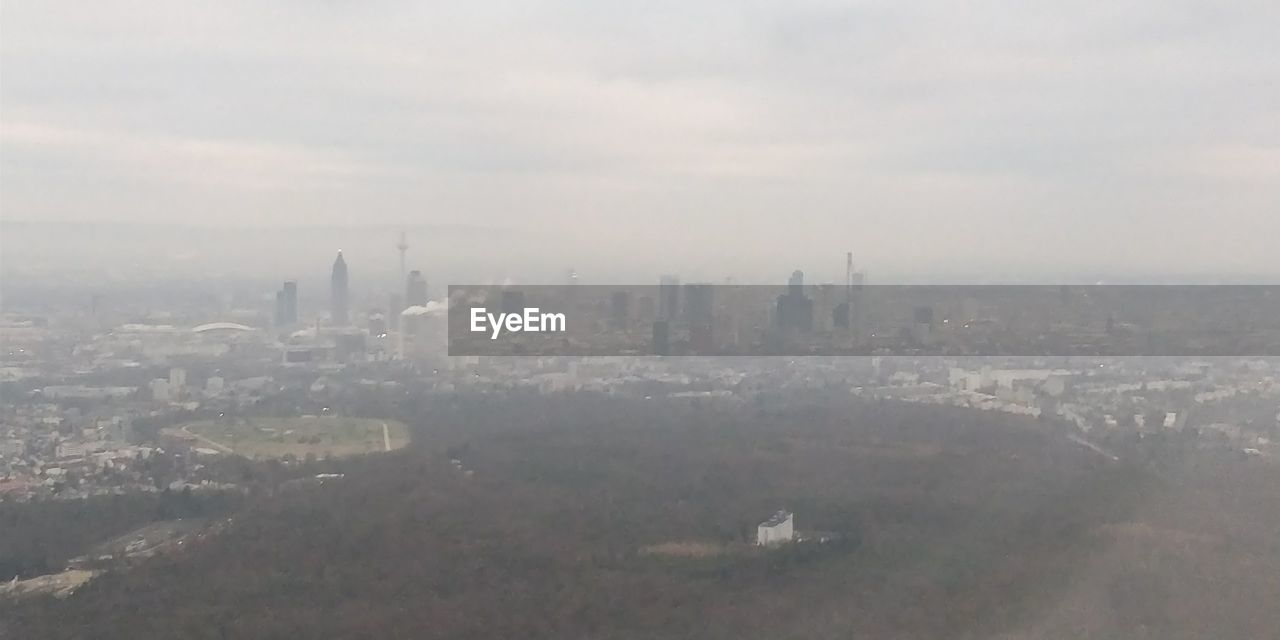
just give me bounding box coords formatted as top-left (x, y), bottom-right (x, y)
top-left (3, 4), bottom-right (1278, 637)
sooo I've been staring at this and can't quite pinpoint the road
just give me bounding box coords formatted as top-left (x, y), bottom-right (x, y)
top-left (1067, 433), bottom-right (1120, 462)
top-left (180, 424), bottom-right (235, 454)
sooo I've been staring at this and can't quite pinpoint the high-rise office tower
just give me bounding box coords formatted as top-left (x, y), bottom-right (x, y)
top-left (836, 252), bottom-right (853, 330)
top-left (849, 265), bottom-right (866, 340)
top-left (331, 251), bottom-right (350, 325)
top-left (406, 270), bottom-right (428, 307)
top-left (275, 281), bottom-right (299, 327)
top-left (777, 270), bottom-right (814, 334)
top-left (788, 270), bottom-right (804, 289)
top-left (284, 281), bottom-right (298, 323)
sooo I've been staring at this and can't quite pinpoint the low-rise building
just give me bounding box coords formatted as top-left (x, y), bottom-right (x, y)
top-left (757, 510), bottom-right (794, 547)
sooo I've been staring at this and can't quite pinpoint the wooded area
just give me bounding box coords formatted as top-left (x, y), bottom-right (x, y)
top-left (3, 392), bottom-right (1277, 639)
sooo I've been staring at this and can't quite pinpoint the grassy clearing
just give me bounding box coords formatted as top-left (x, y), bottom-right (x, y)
top-left (183, 416), bottom-right (409, 460)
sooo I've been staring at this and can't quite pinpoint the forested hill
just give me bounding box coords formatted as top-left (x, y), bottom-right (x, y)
top-left (5, 394), bottom-right (1275, 639)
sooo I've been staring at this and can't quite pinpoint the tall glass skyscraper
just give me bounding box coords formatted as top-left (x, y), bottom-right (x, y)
top-left (330, 251), bottom-right (349, 325)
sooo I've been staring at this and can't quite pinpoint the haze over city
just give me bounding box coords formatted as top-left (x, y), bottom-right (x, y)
top-left (3, 1), bottom-right (1278, 283)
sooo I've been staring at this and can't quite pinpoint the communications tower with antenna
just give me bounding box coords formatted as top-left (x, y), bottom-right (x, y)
top-left (396, 231), bottom-right (409, 282)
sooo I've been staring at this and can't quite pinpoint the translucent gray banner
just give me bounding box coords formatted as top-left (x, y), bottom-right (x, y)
top-left (446, 285), bottom-right (1280, 356)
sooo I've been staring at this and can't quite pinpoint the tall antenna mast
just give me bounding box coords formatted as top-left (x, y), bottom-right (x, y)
top-left (396, 231), bottom-right (409, 282)
top-left (845, 251), bottom-right (853, 303)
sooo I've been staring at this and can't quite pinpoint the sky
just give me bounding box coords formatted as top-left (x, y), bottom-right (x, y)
top-left (2, 1), bottom-right (1278, 281)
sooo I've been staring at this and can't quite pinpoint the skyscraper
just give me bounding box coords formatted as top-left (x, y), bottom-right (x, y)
top-left (274, 280), bottom-right (298, 327)
top-left (331, 251), bottom-right (350, 325)
top-left (777, 270), bottom-right (814, 334)
top-left (405, 270), bottom-right (428, 307)
top-left (788, 269), bottom-right (804, 289)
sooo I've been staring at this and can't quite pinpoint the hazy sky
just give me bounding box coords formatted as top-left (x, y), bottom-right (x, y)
top-left (2, 1), bottom-right (1278, 279)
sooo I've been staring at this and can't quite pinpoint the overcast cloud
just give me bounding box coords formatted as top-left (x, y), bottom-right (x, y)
top-left (2, 1), bottom-right (1278, 279)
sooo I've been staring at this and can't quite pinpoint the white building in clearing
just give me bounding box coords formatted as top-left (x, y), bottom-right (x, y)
top-left (756, 510), bottom-right (795, 547)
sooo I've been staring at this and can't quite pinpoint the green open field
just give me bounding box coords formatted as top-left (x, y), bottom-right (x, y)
top-left (182, 416), bottom-right (410, 460)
